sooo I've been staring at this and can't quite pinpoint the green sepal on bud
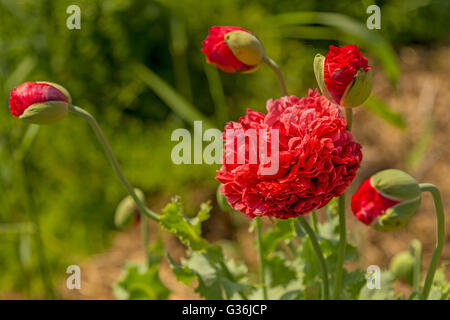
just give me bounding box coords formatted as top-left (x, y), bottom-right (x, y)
top-left (114, 188), bottom-right (145, 229)
top-left (225, 30), bottom-right (265, 70)
top-left (216, 184), bottom-right (232, 212)
top-left (313, 54), bottom-right (333, 101)
top-left (20, 101), bottom-right (69, 125)
top-left (313, 54), bottom-right (372, 108)
top-left (19, 82), bottom-right (72, 125)
top-left (340, 69), bottom-right (373, 108)
top-left (371, 169), bottom-right (421, 232)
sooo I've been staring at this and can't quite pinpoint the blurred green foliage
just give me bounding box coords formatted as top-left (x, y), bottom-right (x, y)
top-left (0, 0), bottom-right (448, 298)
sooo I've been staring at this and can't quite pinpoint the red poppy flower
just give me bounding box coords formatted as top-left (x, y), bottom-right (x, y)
top-left (216, 89), bottom-right (362, 219)
top-left (202, 26), bottom-right (264, 73)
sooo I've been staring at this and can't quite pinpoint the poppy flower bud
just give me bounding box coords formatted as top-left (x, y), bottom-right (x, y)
top-left (351, 169), bottom-right (421, 232)
top-left (9, 82), bottom-right (71, 125)
top-left (202, 26), bottom-right (265, 73)
top-left (389, 250), bottom-right (415, 285)
top-left (114, 189), bottom-right (145, 229)
top-left (314, 45), bottom-right (372, 107)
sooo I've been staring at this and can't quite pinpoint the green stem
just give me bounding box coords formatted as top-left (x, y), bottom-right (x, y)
top-left (333, 108), bottom-right (352, 299)
top-left (69, 105), bottom-right (160, 222)
top-left (345, 108), bottom-right (353, 130)
top-left (410, 239), bottom-right (422, 292)
top-left (419, 183), bottom-right (445, 299)
top-left (263, 56), bottom-right (288, 96)
top-left (310, 210), bottom-right (319, 233)
top-left (333, 193), bottom-right (346, 300)
top-left (141, 216), bottom-right (151, 265)
top-left (255, 217), bottom-right (268, 299)
top-left (297, 216), bottom-right (329, 300)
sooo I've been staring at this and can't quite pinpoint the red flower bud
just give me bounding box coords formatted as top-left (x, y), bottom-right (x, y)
top-left (314, 45), bottom-right (372, 107)
top-left (202, 26), bottom-right (265, 73)
top-left (351, 169), bottom-right (421, 232)
top-left (9, 82), bottom-right (71, 124)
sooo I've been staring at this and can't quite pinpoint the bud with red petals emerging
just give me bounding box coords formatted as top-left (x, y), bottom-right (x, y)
top-left (202, 26), bottom-right (265, 73)
top-left (351, 169), bottom-right (421, 232)
top-left (9, 82), bottom-right (71, 124)
top-left (314, 45), bottom-right (372, 107)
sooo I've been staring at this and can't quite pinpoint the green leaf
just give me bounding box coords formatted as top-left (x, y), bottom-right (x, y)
top-left (364, 96), bottom-right (406, 129)
top-left (261, 218), bottom-right (296, 257)
top-left (133, 63), bottom-right (214, 128)
top-left (114, 238), bottom-right (170, 300)
top-left (167, 254), bottom-right (196, 285)
top-left (428, 263), bottom-right (450, 300)
top-left (266, 255), bottom-right (297, 287)
top-left (160, 198), bottom-right (212, 252)
top-left (183, 248), bottom-right (252, 300)
top-left (341, 269), bottom-right (366, 300)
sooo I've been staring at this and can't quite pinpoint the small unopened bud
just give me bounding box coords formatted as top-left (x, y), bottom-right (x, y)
top-left (202, 26), bottom-right (264, 73)
top-left (114, 189), bottom-right (145, 229)
top-left (314, 45), bottom-right (372, 107)
top-left (9, 81), bottom-right (71, 125)
top-left (351, 169), bottom-right (421, 232)
top-left (224, 30), bottom-right (265, 67)
top-left (389, 250), bottom-right (414, 285)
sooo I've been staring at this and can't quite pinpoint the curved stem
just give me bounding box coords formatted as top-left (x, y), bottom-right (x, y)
top-left (419, 183), bottom-right (445, 299)
top-left (297, 216), bottom-right (330, 300)
top-left (263, 56), bottom-right (288, 96)
top-left (255, 217), bottom-right (268, 299)
top-left (333, 193), bottom-right (346, 300)
top-left (69, 105), bottom-right (160, 222)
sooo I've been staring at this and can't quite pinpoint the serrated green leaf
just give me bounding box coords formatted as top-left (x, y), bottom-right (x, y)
top-left (160, 198), bottom-right (212, 251)
top-left (114, 262), bottom-right (170, 300)
top-left (266, 255), bottom-right (297, 287)
top-left (261, 218), bottom-right (296, 257)
top-left (167, 254), bottom-right (196, 285)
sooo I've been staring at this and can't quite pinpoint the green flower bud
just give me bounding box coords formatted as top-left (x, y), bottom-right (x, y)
top-left (389, 250), bottom-right (415, 285)
top-left (224, 30), bottom-right (265, 67)
top-left (114, 189), bottom-right (145, 229)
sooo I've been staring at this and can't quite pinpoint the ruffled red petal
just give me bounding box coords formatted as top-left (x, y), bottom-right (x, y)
top-left (216, 89), bottom-right (362, 219)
